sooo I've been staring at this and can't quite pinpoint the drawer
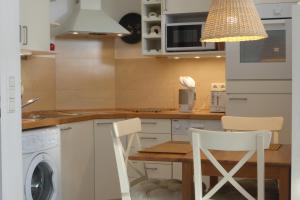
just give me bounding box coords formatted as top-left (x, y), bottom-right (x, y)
top-left (172, 120), bottom-right (222, 142)
top-left (141, 119), bottom-right (171, 134)
top-left (128, 162), bottom-right (172, 180)
top-left (145, 163), bottom-right (172, 179)
top-left (139, 133), bottom-right (171, 148)
top-left (129, 133), bottom-right (171, 155)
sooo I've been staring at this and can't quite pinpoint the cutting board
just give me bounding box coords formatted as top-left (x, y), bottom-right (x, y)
top-left (139, 141), bottom-right (192, 154)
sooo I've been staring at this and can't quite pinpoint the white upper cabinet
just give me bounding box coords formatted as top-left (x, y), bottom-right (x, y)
top-left (20, 0), bottom-right (50, 52)
top-left (162, 0), bottom-right (212, 14)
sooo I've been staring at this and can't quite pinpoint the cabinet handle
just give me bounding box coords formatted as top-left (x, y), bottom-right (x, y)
top-left (19, 25), bottom-right (22, 43)
top-left (22, 26), bottom-right (28, 45)
top-left (60, 127), bottom-right (72, 131)
top-left (191, 126), bottom-right (204, 130)
top-left (145, 167), bottom-right (158, 171)
top-left (140, 137), bottom-right (158, 140)
top-left (96, 122), bottom-right (113, 125)
top-left (142, 122), bottom-right (157, 125)
top-left (229, 97), bottom-right (248, 101)
top-left (163, 0), bottom-right (167, 12)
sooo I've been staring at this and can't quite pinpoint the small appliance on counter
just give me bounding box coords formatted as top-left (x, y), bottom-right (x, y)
top-left (179, 76), bottom-right (196, 113)
top-left (210, 83), bottom-right (226, 113)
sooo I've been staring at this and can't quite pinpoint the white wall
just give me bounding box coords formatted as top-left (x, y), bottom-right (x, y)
top-left (292, 4), bottom-right (300, 200)
top-left (0, 0), bottom-right (23, 199)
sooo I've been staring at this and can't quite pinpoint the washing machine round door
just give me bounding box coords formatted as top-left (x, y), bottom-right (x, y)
top-left (25, 153), bottom-right (58, 200)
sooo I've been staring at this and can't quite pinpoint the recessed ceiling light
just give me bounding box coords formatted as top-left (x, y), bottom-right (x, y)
top-left (174, 57), bottom-right (180, 60)
top-left (117, 33), bottom-right (123, 37)
top-left (72, 32), bottom-right (79, 35)
top-left (216, 55), bottom-right (222, 58)
top-left (194, 56), bottom-right (201, 59)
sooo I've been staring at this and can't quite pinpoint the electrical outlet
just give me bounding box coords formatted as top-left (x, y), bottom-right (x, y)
top-left (211, 82), bottom-right (226, 91)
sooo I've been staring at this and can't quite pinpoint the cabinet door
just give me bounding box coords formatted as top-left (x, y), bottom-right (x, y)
top-left (226, 93), bottom-right (292, 144)
top-left (20, 0), bottom-right (50, 52)
top-left (128, 120), bottom-right (172, 182)
top-left (129, 133), bottom-right (172, 180)
top-left (163, 0), bottom-right (212, 14)
top-left (94, 119), bottom-right (125, 200)
top-left (60, 121), bottom-right (95, 200)
top-left (226, 19), bottom-right (292, 80)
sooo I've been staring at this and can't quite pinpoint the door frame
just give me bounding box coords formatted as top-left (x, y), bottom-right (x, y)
top-left (0, 0), bottom-right (23, 199)
top-left (292, 4), bottom-right (300, 200)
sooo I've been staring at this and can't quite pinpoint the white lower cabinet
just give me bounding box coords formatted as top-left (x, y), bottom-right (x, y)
top-left (226, 93), bottom-right (292, 144)
top-left (128, 119), bottom-right (172, 181)
top-left (94, 119), bottom-right (124, 200)
top-left (129, 132), bottom-right (172, 181)
top-left (94, 119), bottom-right (172, 200)
top-left (61, 118), bottom-right (222, 199)
top-left (60, 121), bottom-right (95, 200)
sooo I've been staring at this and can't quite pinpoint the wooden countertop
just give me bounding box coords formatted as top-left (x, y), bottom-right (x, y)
top-left (22, 109), bottom-right (224, 130)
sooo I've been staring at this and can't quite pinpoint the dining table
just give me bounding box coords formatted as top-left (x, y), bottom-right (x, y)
top-left (129, 141), bottom-right (291, 200)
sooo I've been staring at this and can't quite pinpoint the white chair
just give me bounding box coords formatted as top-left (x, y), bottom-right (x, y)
top-left (221, 116), bottom-right (283, 199)
top-left (190, 128), bottom-right (272, 200)
top-left (111, 118), bottom-right (182, 200)
top-left (222, 116), bottom-right (284, 144)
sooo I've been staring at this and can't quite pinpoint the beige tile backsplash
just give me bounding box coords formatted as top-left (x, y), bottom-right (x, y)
top-left (55, 38), bottom-right (116, 109)
top-left (115, 58), bottom-right (225, 110)
top-left (21, 38), bottom-right (225, 111)
top-left (21, 56), bottom-right (56, 111)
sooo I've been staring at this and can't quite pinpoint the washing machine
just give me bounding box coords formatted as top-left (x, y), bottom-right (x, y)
top-left (22, 126), bottom-right (61, 200)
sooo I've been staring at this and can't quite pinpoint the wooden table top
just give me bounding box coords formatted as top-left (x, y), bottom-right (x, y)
top-left (129, 142), bottom-right (291, 167)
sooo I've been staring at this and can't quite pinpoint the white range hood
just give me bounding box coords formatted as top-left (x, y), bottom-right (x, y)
top-left (62, 0), bottom-right (130, 36)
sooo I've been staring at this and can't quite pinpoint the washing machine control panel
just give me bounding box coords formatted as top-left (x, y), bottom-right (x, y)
top-left (22, 127), bottom-right (60, 154)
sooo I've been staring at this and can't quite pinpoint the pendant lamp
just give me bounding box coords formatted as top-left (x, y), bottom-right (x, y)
top-left (202, 0), bottom-right (268, 42)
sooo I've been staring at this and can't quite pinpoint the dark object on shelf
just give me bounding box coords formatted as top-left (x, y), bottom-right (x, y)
top-left (119, 13), bottom-right (141, 44)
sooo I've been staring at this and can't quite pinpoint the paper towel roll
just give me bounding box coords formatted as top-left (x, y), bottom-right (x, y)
top-left (148, 12), bottom-right (158, 18)
top-left (150, 25), bottom-right (161, 34)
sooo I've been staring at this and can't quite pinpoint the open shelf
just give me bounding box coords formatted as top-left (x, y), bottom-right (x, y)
top-left (143, 0), bottom-right (161, 5)
top-left (142, 0), bottom-right (163, 55)
top-left (143, 17), bottom-right (161, 22)
top-left (143, 34), bottom-right (161, 39)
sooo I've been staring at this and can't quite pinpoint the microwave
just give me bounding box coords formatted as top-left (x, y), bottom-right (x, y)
top-left (166, 22), bottom-right (216, 52)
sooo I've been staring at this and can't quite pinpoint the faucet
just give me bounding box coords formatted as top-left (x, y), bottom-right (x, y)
top-left (22, 97), bottom-right (40, 109)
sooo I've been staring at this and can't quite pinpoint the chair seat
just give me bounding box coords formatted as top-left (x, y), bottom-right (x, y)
top-left (130, 179), bottom-right (182, 200)
top-left (211, 180), bottom-right (279, 200)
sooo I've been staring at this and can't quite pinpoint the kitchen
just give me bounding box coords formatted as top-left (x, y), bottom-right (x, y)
top-left (0, 0), bottom-right (300, 200)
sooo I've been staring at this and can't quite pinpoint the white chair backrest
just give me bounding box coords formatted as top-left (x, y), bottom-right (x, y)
top-left (190, 128), bottom-right (272, 200)
top-left (111, 118), bottom-right (146, 200)
top-left (222, 116), bottom-right (284, 144)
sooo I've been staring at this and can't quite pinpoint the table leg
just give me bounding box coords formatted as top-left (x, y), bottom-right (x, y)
top-left (279, 168), bottom-right (291, 200)
top-left (210, 176), bottom-right (218, 189)
top-left (182, 162), bottom-right (194, 200)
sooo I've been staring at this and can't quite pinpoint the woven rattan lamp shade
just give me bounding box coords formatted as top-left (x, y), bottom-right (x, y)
top-left (202, 0), bottom-right (268, 42)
